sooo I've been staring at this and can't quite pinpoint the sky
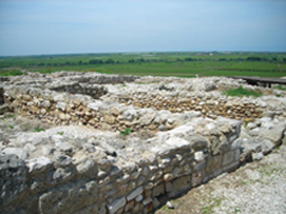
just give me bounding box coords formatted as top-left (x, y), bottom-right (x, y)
top-left (0, 0), bottom-right (286, 56)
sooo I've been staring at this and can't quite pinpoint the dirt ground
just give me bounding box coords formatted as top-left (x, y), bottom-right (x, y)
top-left (155, 141), bottom-right (286, 214)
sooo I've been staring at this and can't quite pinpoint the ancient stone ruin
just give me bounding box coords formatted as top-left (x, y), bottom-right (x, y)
top-left (0, 71), bottom-right (285, 214)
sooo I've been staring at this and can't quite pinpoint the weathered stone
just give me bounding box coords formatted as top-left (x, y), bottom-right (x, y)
top-left (2, 148), bottom-right (29, 160)
top-left (26, 156), bottom-right (53, 173)
top-left (39, 180), bottom-right (98, 214)
top-left (166, 175), bottom-right (191, 197)
top-left (127, 186), bottom-right (143, 201)
top-left (55, 154), bottom-right (72, 167)
top-left (259, 124), bottom-right (285, 146)
top-left (0, 153), bottom-right (27, 206)
top-left (76, 158), bottom-right (96, 174)
top-left (107, 197), bottom-right (126, 214)
top-left (152, 183), bottom-right (165, 197)
top-left (252, 152), bottom-right (264, 161)
top-left (104, 115), bottom-right (116, 124)
top-left (186, 135), bottom-right (209, 151)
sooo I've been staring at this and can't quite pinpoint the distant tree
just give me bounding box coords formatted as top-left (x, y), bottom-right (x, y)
top-left (272, 57), bottom-right (277, 61)
top-left (184, 57), bottom-right (193, 61)
top-left (78, 60), bottom-right (82, 65)
top-left (136, 58), bottom-right (145, 63)
top-left (246, 56), bottom-right (261, 61)
top-left (128, 59), bottom-right (135, 63)
top-left (105, 59), bottom-right (114, 64)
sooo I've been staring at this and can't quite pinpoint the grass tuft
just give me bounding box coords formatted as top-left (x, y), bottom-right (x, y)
top-left (120, 128), bottom-right (132, 136)
top-left (34, 126), bottom-right (45, 132)
top-left (224, 86), bottom-right (262, 97)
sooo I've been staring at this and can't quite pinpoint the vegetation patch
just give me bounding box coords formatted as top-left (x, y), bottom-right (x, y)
top-left (34, 126), bottom-right (45, 132)
top-left (224, 86), bottom-right (262, 97)
top-left (120, 128), bottom-right (132, 136)
top-left (57, 131), bottom-right (64, 135)
top-left (0, 70), bottom-right (24, 76)
top-left (202, 197), bottom-right (225, 214)
top-left (273, 85), bottom-right (286, 91)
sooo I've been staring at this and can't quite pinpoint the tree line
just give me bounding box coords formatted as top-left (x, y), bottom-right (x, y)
top-left (9, 56), bottom-right (286, 68)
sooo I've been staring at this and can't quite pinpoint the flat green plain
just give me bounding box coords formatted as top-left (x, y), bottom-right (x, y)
top-left (1, 52), bottom-right (286, 77)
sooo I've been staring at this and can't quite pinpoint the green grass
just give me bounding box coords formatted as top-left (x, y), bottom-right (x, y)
top-left (33, 126), bottom-right (45, 132)
top-left (120, 128), bottom-right (132, 136)
top-left (0, 70), bottom-right (24, 76)
top-left (273, 85), bottom-right (286, 91)
top-left (1, 52), bottom-right (286, 78)
top-left (224, 86), bottom-right (262, 97)
top-left (57, 131), bottom-right (64, 135)
top-left (202, 197), bottom-right (225, 214)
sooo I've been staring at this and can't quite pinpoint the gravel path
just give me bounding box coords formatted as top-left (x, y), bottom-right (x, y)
top-left (156, 142), bottom-right (286, 214)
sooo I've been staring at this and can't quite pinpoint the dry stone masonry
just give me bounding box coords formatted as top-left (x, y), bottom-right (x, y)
top-left (0, 71), bottom-right (286, 214)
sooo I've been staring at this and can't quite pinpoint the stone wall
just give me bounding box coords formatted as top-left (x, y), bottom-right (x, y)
top-left (0, 116), bottom-right (242, 214)
top-left (3, 86), bottom-right (206, 132)
top-left (108, 91), bottom-right (267, 122)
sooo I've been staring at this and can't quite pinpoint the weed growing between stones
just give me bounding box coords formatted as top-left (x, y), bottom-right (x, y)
top-left (120, 128), bottom-right (132, 136)
top-left (57, 131), bottom-right (64, 135)
top-left (33, 126), bottom-right (45, 132)
top-left (8, 125), bottom-right (14, 129)
top-left (224, 86), bottom-right (262, 97)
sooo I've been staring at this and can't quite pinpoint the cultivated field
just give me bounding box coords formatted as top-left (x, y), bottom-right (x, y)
top-left (1, 52), bottom-right (286, 78)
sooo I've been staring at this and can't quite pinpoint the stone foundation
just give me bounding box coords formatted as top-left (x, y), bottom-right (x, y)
top-left (0, 72), bottom-right (286, 214)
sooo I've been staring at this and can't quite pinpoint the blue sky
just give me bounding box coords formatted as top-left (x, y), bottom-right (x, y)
top-left (0, 0), bottom-right (286, 56)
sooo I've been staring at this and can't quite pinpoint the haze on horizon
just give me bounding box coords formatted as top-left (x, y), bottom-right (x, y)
top-left (0, 0), bottom-right (286, 57)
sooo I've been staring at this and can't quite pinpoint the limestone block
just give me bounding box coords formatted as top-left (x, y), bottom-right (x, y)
top-left (127, 186), bottom-right (143, 201)
top-left (2, 147), bottom-right (29, 160)
top-left (186, 135), bottom-right (209, 151)
top-left (206, 155), bottom-right (222, 173)
top-left (75, 158), bottom-right (96, 174)
top-left (259, 124), bottom-right (286, 146)
top-left (0, 153), bottom-right (27, 206)
top-left (107, 197), bottom-right (126, 214)
top-left (166, 175), bottom-right (191, 197)
top-left (39, 180), bottom-right (98, 214)
top-left (222, 150), bottom-right (236, 167)
top-left (152, 183), bottom-right (165, 197)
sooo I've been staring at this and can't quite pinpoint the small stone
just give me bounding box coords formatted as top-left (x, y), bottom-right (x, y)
top-left (252, 152), bottom-right (264, 161)
top-left (158, 124), bottom-right (167, 131)
top-left (55, 154), bottom-right (72, 167)
top-left (166, 201), bottom-right (175, 209)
